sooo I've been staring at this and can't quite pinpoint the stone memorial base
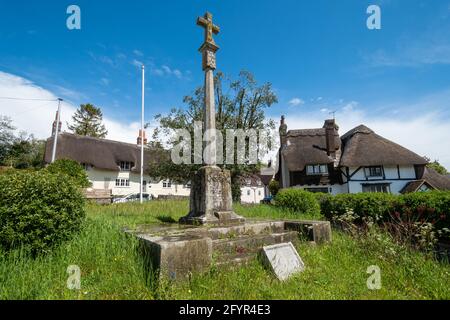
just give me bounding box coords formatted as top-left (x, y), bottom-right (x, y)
top-left (130, 219), bottom-right (332, 280)
top-left (179, 166), bottom-right (245, 226)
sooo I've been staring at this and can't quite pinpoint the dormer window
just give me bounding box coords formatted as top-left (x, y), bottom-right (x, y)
top-left (306, 165), bottom-right (328, 176)
top-left (119, 161), bottom-right (133, 172)
top-left (366, 166), bottom-right (383, 177)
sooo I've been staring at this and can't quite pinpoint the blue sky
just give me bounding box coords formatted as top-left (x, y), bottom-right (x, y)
top-left (0, 0), bottom-right (449, 166)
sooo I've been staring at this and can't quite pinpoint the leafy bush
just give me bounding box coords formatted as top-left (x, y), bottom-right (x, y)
top-left (268, 180), bottom-right (280, 196)
top-left (320, 191), bottom-right (450, 246)
top-left (321, 193), bottom-right (397, 223)
top-left (0, 170), bottom-right (86, 254)
top-left (275, 189), bottom-right (320, 216)
top-left (45, 159), bottom-right (91, 188)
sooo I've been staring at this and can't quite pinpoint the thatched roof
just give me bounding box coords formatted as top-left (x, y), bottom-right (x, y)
top-left (422, 167), bottom-right (450, 190)
top-left (44, 133), bottom-right (156, 173)
top-left (281, 128), bottom-right (341, 172)
top-left (339, 125), bottom-right (428, 167)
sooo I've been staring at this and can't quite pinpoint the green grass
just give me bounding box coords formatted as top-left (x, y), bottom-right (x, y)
top-left (0, 200), bottom-right (449, 300)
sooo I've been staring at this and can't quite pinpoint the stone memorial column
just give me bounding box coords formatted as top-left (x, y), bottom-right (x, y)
top-left (180, 12), bottom-right (245, 226)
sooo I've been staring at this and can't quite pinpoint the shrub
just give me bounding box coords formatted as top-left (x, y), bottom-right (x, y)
top-left (275, 189), bottom-right (321, 216)
top-left (45, 159), bottom-right (91, 188)
top-left (268, 180), bottom-right (280, 196)
top-left (321, 193), bottom-right (397, 223)
top-left (0, 170), bottom-right (86, 254)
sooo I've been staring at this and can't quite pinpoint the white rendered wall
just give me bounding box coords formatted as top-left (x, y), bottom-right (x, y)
top-left (241, 186), bottom-right (266, 204)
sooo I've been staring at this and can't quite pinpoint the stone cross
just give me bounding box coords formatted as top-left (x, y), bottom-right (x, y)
top-left (179, 12), bottom-right (245, 226)
top-left (197, 12), bottom-right (220, 165)
top-left (197, 12), bottom-right (220, 46)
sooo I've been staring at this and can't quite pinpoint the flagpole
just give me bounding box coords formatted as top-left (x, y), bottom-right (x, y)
top-left (140, 65), bottom-right (145, 204)
top-left (51, 98), bottom-right (63, 163)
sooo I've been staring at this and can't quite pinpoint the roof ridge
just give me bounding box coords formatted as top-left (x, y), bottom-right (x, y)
top-left (51, 132), bottom-right (149, 149)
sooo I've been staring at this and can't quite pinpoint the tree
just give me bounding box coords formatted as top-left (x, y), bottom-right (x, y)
top-left (0, 116), bottom-right (15, 165)
top-left (6, 133), bottom-right (45, 169)
top-left (425, 158), bottom-right (448, 175)
top-left (68, 104), bottom-right (108, 138)
top-left (148, 70), bottom-right (278, 201)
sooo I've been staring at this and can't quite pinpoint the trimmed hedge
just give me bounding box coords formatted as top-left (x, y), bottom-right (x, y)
top-left (321, 193), bottom-right (397, 223)
top-left (320, 191), bottom-right (450, 242)
top-left (275, 189), bottom-right (321, 216)
top-left (0, 170), bottom-right (86, 255)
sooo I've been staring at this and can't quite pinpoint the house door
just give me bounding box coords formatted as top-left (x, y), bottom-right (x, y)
top-left (143, 181), bottom-right (147, 192)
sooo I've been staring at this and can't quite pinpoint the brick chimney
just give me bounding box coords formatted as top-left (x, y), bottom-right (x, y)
top-left (137, 129), bottom-right (148, 145)
top-left (279, 115), bottom-right (288, 148)
top-left (52, 111), bottom-right (62, 136)
top-left (323, 119), bottom-right (338, 158)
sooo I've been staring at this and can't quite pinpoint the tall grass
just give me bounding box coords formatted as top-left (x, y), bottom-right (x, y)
top-left (0, 200), bottom-right (449, 300)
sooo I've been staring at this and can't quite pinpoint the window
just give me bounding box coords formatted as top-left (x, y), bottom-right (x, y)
top-left (115, 179), bottom-right (130, 187)
top-left (143, 181), bottom-right (147, 192)
top-left (184, 182), bottom-right (192, 189)
top-left (366, 166), bottom-right (383, 177)
top-left (258, 191), bottom-right (262, 196)
top-left (163, 181), bottom-right (172, 188)
top-left (247, 190), bottom-right (251, 196)
top-left (306, 164), bottom-right (329, 175)
top-left (119, 161), bottom-right (133, 172)
top-left (362, 184), bottom-right (390, 193)
top-left (81, 163), bottom-right (92, 171)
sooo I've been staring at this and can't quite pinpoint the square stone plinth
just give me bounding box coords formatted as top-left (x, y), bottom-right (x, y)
top-left (138, 233), bottom-right (213, 280)
top-left (180, 165), bottom-right (245, 225)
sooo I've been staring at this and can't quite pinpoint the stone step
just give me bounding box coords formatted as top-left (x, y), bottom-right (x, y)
top-left (187, 221), bottom-right (286, 240)
top-left (212, 231), bottom-right (299, 256)
top-left (215, 252), bottom-right (256, 267)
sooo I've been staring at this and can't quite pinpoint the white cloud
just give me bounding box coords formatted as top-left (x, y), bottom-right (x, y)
top-left (288, 98), bottom-right (304, 107)
top-left (100, 78), bottom-right (110, 86)
top-left (131, 59), bottom-right (143, 68)
top-left (0, 71), bottom-right (140, 144)
top-left (133, 49), bottom-right (144, 57)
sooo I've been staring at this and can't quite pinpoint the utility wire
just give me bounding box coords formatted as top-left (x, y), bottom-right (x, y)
top-left (0, 97), bottom-right (58, 102)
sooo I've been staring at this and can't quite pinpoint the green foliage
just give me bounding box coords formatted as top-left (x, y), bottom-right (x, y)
top-left (68, 103), bottom-right (108, 138)
top-left (0, 116), bottom-right (45, 169)
top-left (268, 180), bottom-right (280, 196)
top-left (45, 159), bottom-right (91, 188)
top-left (1, 201), bottom-right (448, 300)
top-left (0, 170), bottom-right (86, 255)
top-left (321, 193), bottom-right (397, 223)
top-left (274, 189), bottom-right (321, 216)
top-left (147, 70), bottom-right (278, 197)
top-left (320, 191), bottom-right (450, 246)
top-left (425, 159), bottom-right (448, 175)
top-left (0, 116), bottom-right (15, 164)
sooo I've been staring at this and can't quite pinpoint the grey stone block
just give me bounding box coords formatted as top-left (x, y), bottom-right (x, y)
top-left (138, 234), bottom-right (213, 280)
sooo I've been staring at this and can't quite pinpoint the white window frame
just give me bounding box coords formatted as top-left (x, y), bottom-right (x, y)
top-left (306, 164), bottom-right (329, 176)
top-left (115, 179), bottom-right (130, 188)
top-left (119, 161), bottom-right (133, 172)
top-left (366, 166), bottom-right (383, 177)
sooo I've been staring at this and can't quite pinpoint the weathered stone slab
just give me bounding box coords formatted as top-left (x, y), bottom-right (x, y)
top-left (138, 233), bottom-right (212, 280)
top-left (285, 220), bottom-right (332, 244)
top-left (260, 242), bottom-right (305, 281)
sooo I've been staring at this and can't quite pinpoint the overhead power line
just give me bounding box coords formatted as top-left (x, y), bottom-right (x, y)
top-left (0, 97), bottom-right (58, 102)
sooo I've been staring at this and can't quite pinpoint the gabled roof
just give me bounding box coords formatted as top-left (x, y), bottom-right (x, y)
top-left (44, 133), bottom-right (159, 173)
top-left (422, 167), bottom-right (450, 190)
top-left (400, 180), bottom-right (436, 194)
top-left (281, 128), bottom-right (340, 172)
top-left (339, 125), bottom-right (428, 167)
